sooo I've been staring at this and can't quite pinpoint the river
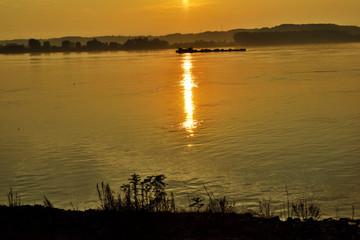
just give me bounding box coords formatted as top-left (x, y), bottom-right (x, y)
top-left (1, 43), bottom-right (359, 218)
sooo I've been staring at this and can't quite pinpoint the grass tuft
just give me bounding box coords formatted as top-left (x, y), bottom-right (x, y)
top-left (291, 194), bottom-right (321, 220)
top-left (96, 174), bottom-right (176, 212)
top-left (97, 182), bottom-right (118, 211)
top-left (7, 187), bottom-right (21, 207)
top-left (257, 198), bottom-right (274, 218)
top-left (203, 186), bottom-right (236, 214)
top-left (43, 195), bottom-right (54, 208)
top-left (189, 197), bottom-right (205, 212)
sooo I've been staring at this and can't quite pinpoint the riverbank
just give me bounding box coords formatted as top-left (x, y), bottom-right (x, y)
top-left (1, 205), bottom-right (359, 239)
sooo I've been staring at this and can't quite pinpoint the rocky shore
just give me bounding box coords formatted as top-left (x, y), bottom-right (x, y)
top-left (1, 205), bottom-right (359, 240)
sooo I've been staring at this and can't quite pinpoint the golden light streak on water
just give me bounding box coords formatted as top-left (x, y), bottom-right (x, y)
top-left (181, 54), bottom-right (198, 134)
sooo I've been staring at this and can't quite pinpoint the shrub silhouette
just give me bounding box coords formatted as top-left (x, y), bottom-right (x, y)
top-left (7, 187), bottom-right (21, 207)
top-left (61, 40), bottom-right (74, 50)
top-left (122, 37), bottom-right (169, 50)
top-left (1, 44), bottom-right (26, 53)
top-left (28, 39), bottom-right (41, 51)
top-left (97, 174), bottom-right (175, 212)
top-left (86, 39), bottom-right (106, 51)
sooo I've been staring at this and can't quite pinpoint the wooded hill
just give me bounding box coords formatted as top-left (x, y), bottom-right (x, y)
top-left (1, 24), bottom-right (360, 48)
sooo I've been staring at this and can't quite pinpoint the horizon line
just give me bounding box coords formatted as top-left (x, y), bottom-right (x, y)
top-left (1, 22), bottom-right (359, 42)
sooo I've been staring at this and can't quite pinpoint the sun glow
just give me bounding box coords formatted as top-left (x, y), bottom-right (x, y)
top-left (181, 54), bottom-right (198, 134)
top-left (183, 0), bottom-right (189, 9)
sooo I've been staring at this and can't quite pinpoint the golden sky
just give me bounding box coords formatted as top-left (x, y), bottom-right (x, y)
top-left (1, 0), bottom-right (359, 40)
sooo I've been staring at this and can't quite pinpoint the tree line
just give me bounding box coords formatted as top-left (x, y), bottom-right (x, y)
top-left (0, 37), bottom-right (170, 53)
top-left (233, 30), bottom-right (360, 45)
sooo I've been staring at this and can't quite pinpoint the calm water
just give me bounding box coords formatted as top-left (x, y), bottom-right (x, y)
top-left (1, 43), bottom-right (360, 218)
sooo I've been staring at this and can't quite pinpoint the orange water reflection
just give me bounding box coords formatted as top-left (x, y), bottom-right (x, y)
top-left (181, 54), bottom-right (198, 134)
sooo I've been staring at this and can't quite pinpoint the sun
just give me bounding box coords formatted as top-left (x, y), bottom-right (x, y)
top-left (183, 0), bottom-right (189, 8)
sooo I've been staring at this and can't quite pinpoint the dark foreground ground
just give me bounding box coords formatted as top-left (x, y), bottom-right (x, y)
top-left (0, 205), bottom-right (359, 240)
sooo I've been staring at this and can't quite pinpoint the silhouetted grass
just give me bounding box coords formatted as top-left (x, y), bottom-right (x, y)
top-left (291, 194), bottom-right (321, 220)
top-left (256, 198), bottom-right (275, 218)
top-left (189, 197), bottom-right (205, 212)
top-left (43, 195), bottom-right (54, 208)
top-left (7, 187), bottom-right (21, 207)
top-left (203, 186), bottom-right (236, 214)
top-left (3, 175), bottom-right (358, 221)
top-left (97, 174), bottom-right (175, 212)
top-left (97, 182), bottom-right (118, 211)
top-left (277, 186), bottom-right (321, 220)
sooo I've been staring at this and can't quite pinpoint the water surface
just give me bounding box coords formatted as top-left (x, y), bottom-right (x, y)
top-left (1, 43), bottom-right (360, 217)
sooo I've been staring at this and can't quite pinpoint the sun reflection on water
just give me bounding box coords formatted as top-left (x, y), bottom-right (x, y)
top-left (181, 54), bottom-right (198, 134)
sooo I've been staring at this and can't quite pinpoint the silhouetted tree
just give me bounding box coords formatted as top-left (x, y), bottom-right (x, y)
top-left (75, 41), bottom-right (82, 50)
top-left (109, 42), bottom-right (121, 50)
top-left (61, 40), bottom-right (74, 50)
top-left (28, 39), bottom-right (41, 51)
top-left (51, 45), bottom-right (61, 52)
top-left (1, 43), bottom-right (26, 53)
top-left (43, 41), bottom-right (51, 51)
top-left (233, 30), bottom-right (359, 45)
top-left (122, 37), bottom-right (169, 50)
top-left (86, 39), bottom-right (105, 50)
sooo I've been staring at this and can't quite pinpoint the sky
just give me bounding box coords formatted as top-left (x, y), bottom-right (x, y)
top-left (0, 0), bottom-right (360, 40)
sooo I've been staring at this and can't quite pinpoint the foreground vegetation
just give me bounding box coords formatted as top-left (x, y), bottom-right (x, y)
top-left (94, 174), bottom-right (324, 221)
top-left (2, 174), bottom-right (360, 239)
top-left (4, 174), bottom-right (357, 221)
top-left (1, 204), bottom-right (359, 240)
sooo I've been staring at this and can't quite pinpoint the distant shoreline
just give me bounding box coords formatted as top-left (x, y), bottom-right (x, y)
top-left (1, 24), bottom-right (360, 54)
top-left (1, 40), bottom-right (360, 55)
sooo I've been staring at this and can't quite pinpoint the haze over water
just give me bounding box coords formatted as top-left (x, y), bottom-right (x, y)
top-left (1, 43), bottom-right (360, 218)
